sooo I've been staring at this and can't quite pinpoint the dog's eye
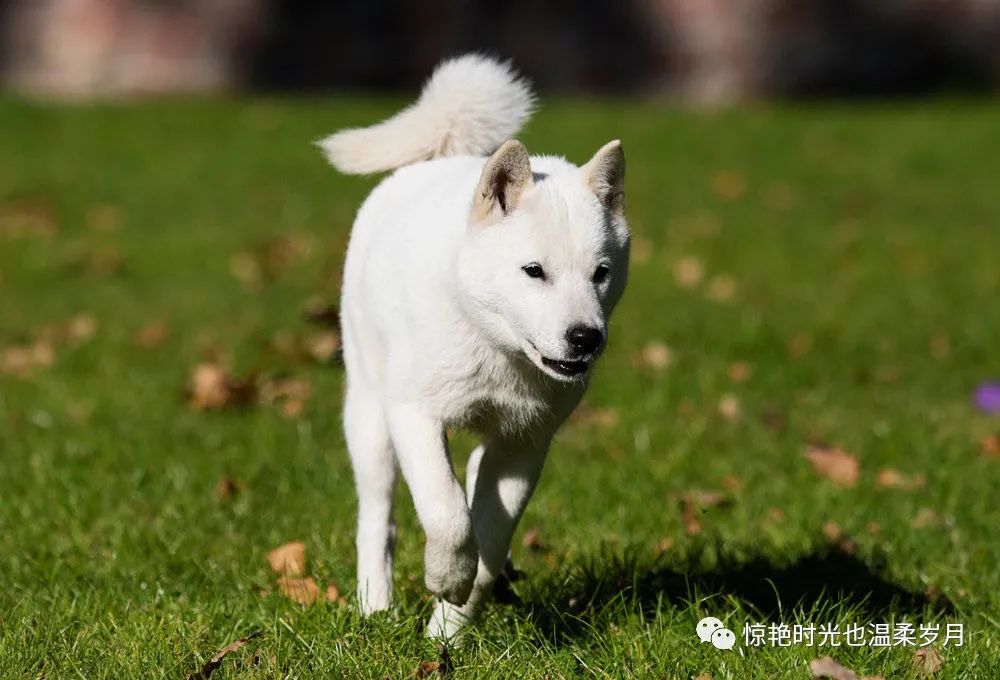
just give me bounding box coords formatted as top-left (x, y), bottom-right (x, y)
top-left (522, 263), bottom-right (546, 280)
top-left (592, 264), bottom-right (610, 284)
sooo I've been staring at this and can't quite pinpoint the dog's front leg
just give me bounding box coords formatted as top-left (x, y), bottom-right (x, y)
top-left (427, 434), bottom-right (550, 640)
top-left (386, 403), bottom-right (478, 605)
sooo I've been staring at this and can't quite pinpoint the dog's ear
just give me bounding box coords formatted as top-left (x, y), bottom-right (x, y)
top-left (471, 140), bottom-right (533, 224)
top-left (582, 140), bottom-right (625, 214)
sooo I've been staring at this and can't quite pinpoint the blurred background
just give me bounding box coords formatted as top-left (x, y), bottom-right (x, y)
top-left (2, 0), bottom-right (999, 102)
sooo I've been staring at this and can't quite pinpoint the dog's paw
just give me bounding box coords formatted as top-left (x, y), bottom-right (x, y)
top-left (424, 531), bottom-right (479, 605)
top-left (426, 600), bottom-right (472, 642)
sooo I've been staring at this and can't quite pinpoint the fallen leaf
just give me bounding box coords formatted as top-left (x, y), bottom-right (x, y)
top-left (1, 339), bottom-right (55, 377)
top-left (0, 198), bottom-right (57, 239)
top-left (809, 656), bottom-right (861, 680)
top-left (305, 330), bottom-right (341, 363)
top-left (911, 508), bottom-right (939, 528)
top-left (185, 631), bottom-right (262, 680)
top-left (728, 361), bottom-right (752, 383)
top-left (631, 235), bottom-right (653, 264)
top-left (571, 404), bottom-right (620, 429)
top-left (717, 394), bottom-right (741, 421)
top-left (712, 170), bottom-right (747, 202)
top-left (875, 468), bottom-right (926, 491)
top-left (187, 363), bottom-right (257, 410)
top-left (277, 576), bottom-right (321, 605)
top-left (215, 477), bottom-right (242, 500)
top-left (326, 583), bottom-right (347, 605)
top-left (913, 647), bottom-right (944, 675)
top-left (694, 674), bottom-right (712, 680)
top-left (673, 257), bottom-right (704, 288)
top-left (267, 541), bottom-right (306, 576)
top-left (705, 274), bottom-right (736, 302)
top-left (134, 320), bottom-right (171, 349)
top-left (806, 445), bottom-right (860, 487)
top-left (681, 497), bottom-right (701, 535)
top-left (414, 645), bottom-right (453, 678)
top-left (414, 661), bottom-right (441, 678)
top-left (521, 527), bottom-right (546, 552)
top-left (638, 341), bottom-right (672, 371)
top-left (980, 434), bottom-right (999, 458)
top-left (821, 521), bottom-right (856, 554)
top-left (721, 475), bottom-right (743, 493)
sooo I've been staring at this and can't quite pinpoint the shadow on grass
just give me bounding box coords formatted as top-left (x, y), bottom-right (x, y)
top-left (505, 545), bottom-right (954, 645)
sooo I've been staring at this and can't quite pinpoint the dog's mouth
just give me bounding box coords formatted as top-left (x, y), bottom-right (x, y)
top-left (541, 356), bottom-right (590, 378)
top-left (524, 342), bottom-right (594, 382)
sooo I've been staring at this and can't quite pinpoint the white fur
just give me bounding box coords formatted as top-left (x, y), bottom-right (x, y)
top-left (318, 54), bottom-right (535, 175)
top-left (323, 54), bottom-right (629, 640)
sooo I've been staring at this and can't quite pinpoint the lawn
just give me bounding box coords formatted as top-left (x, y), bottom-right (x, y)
top-left (1, 95), bottom-right (999, 679)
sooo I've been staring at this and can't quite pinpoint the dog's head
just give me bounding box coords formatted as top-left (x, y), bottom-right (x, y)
top-left (456, 140), bottom-right (629, 383)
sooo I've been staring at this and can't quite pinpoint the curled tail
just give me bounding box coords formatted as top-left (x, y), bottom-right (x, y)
top-left (318, 54), bottom-right (535, 175)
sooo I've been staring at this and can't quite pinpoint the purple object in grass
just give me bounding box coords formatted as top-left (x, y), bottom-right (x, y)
top-left (975, 383), bottom-right (1000, 414)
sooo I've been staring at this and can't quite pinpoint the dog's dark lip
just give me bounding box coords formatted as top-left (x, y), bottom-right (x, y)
top-left (540, 356), bottom-right (590, 377)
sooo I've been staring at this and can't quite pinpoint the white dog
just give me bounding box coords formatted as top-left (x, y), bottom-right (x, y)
top-left (319, 54), bottom-right (629, 639)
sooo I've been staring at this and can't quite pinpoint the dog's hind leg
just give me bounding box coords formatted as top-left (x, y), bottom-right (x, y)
top-left (344, 382), bottom-right (397, 615)
top-left (427, 434), bottom-right (549, 640)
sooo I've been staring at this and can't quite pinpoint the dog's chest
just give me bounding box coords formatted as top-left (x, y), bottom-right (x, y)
top-left (435, 355), bottom-right (566, 437)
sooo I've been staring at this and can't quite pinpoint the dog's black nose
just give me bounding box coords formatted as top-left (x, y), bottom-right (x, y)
top-left (565, 325), bottom-right (603, 355)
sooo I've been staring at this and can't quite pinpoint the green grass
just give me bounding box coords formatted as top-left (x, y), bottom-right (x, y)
top-left (1, 95), bottom-right (999, 678)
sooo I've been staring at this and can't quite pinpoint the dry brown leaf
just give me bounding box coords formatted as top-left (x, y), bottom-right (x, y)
top-left (727, 361), bottom-right (752, 383)
top-left (717, 394), bottom-right (741, 421)
top-left (705, 274), bottom-right (737, 302)
top-left (693, 674), bottom-right (712, 680)
top-left (631, 235), bottom-right (653, 264)
top-left (326, 583), bottom-right (347, 605)
top-left (305, 330), bottom-right (341, 363)
top-left (806, 446), bottom-right (860, 487)
top-left (0, 198), bottom-right (57, 239)
top-left (980, 434), bottom-right (1000, 458)
top-left (521, 527), bottom-right (546, 552)
top-left (673, 257), bottom-right (704, 288)
top-left (911, 508), bottom-right (939, 529)
top-left (913, 647), bottom-right (945, 675)
top-left (875, 468), bottom-right (926, 491)
top-left (1, 340), bottom-right (55, 376)
top-left (277, 576), bottom-right (321, 605)
top-left (655, 537), bottom-right (674, 554)
top-left (185, 631), bottom-right (262, 680)
top-left (267, 541), bottom-right (306, 576)
top-left (571, 404), bottom-right (620, 429)
top-left (215, 477), bottom-right (242, 500)
top-left (680, 496), bottom-right (702, 536)
top-left (134, 320), bottom-right (171, 349)
top-left (187, 363), bottom-right (257, 410)
top-left (638, 341), bottom-right (672, 371)
top-left (712, 170), bottom-right (747, 202)
top-left (721, 475), bottom-right (743, 493)
top-left (413, 661), bottom-right (441, 678)
top-left (821, 521), bottom-right (857, 554)
top-left (809, 656), bottom-right (861, 680)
